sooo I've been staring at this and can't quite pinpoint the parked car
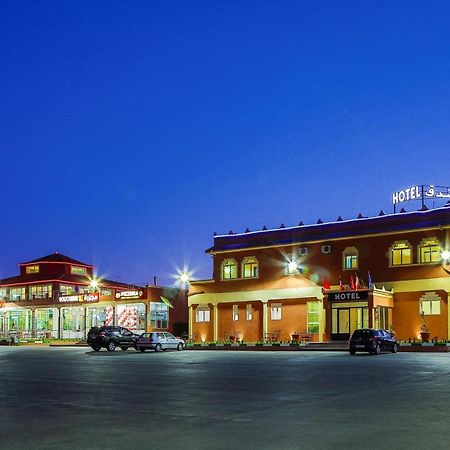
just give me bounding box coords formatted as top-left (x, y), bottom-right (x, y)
top-left (349, 328), bottom-right (398, 355)
top-left (134, 332), bottom-right (185, 352)
top-left (87, 326), bottom-right (137, 352)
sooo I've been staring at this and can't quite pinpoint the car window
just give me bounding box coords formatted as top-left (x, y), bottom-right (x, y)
top-left (164, 333), bottom-right (175, 339)
top-left (157, 333), bottom-right (165, 339)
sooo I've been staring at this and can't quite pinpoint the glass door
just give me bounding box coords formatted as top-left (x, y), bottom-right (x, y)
top-left (331, 308), bottom-right (350, 340)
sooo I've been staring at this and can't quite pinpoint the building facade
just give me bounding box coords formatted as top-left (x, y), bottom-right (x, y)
top-left (189, 206), bottom-right (450, 342)
top-left (0, 253), bottom-right (187, 339)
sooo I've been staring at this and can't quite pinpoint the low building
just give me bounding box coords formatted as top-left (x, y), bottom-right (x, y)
top-left (189, 205), bottom-right (450, 342)
top-left (0, 252), bottom-right (187, 339)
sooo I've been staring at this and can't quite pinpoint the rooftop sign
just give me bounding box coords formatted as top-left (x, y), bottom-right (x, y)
top-left (392, 185), bottom-right (450, 211)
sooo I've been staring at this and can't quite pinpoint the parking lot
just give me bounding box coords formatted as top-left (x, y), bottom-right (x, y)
top-left (1, 347), bottom-right (450, 449)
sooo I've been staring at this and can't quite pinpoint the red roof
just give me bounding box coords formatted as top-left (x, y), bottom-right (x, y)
top-left (19, 252), bottom-right (93, 267)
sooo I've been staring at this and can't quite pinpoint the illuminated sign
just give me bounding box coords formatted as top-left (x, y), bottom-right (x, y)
top-left (329, 291), bottom-right (369, 301)
top-left (59, 293), bottom-right (99, 303)
top-left (392, 185), bottom-right (450, 205)
top-left (115, 290), bottom-right (146, 300)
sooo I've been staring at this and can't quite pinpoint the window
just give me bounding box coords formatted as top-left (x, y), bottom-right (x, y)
top-left (419, 238), bottom-right (441, 264)
top-left (390, 241), bottom-right (412, 266)
top-left (242, 257), bottom-right (258, 278)
top-left (420, 292), bottom-right (441, 315)
top-left (29, 285), bottom-right (52, 300)
top-left (343, 247), bottom-right (358, 270)
top-left (232, 305), bottom-right (239, 321)
top-left (307, 302), bottom-right (320, 333)
top-left (101, 289), bottom-right (113, 296)
top-left (150, 302), bottom-right (169, 328)
top-left (10, 287), bottom-right (25, 301)
top-left (271, 303), bottom-right (282, 320)
top-left (60, 284), bottom-right (76, 295)
top-left (221, 259), bottom-right (237, 280)
top-left (196, 307), bottom-right (210, 322)
top-left (26, 265), bottom-right (39, 274)
top-left (246, 304), bottom-right (253, 321)
top-left (71, 266), bottom-right (87, 275)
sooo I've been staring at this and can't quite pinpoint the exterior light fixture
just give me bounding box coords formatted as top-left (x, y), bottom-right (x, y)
top-left (442, 250), bottom-right (450, 262)
top-left (288, 261), bottom-right (298, 273)
top-left (89, 277), bottom-right (100, 292)
top-left (179, 271), bottom-right (190, 285)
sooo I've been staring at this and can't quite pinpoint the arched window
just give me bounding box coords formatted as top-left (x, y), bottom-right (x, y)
top-left (221, 259), bottom-right (237, 280)
top-left (419, 238), bottom-right (441, 264)
top-left (343, 247), bottom-right (358, 270)
top-left (242, 257), bottom-right (259, 278)
top-left (390, 241), bottom-right (412, 266)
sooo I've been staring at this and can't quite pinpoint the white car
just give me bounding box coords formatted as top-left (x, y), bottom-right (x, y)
top-left (134, 332), bottom-right (185, 352)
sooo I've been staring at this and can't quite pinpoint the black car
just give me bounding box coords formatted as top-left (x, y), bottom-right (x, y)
top-left (349, 328), bottom-right (398, 355)
top-left (87, 326), bottom-right (137, 352)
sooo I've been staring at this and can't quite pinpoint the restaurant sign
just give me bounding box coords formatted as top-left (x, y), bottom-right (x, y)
top-left (115, 290), bottom-right (147, 300)
top-left (59, 293), bottom-right (99, 303)
top-left (329, 291), bottom-right (369, 301)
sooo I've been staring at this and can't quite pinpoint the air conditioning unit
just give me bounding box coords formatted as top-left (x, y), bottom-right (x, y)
top-left (321, 244), bottom-right (332, 254)
top-left (299, 247), bottom-right (308, 256)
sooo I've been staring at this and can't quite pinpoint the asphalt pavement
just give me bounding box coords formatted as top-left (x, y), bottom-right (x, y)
top-left (1, 347), bottom-right (450, 450)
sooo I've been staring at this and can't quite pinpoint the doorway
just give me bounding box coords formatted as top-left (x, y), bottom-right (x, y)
top-left (331, 306), bottom-right (369, 340)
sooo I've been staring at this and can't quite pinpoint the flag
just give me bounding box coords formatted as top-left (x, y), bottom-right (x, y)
top-left (339, 277), bottom-right (344, 290)
top-left (355, 274), bottom-right (360, 290)
top-left (368, 271), bottom-right (373, 289)
top-left (323, 276), bottom-right (330, 290)
top-left (350, 275), bottom-right (355, 290)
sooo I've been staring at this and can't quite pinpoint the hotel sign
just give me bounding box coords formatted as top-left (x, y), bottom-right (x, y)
top-left (329, 291), bottom-right (369, 301)
top-left (115, 290), bottom-right (147, 300)
top-left (392, 185), bottom-right (450, 205)
top-left (59, 293), bottom-right (99, 303)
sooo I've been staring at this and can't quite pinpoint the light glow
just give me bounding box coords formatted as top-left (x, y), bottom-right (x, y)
top-left (442, 250), bottom-right (450, 261)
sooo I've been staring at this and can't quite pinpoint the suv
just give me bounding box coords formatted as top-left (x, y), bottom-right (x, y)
top-left (87, 326), bottom-right (137, 352)
top-left (349, 328), bottom-right (398, 355)
top-left (134, 332), bottom-right (185, 352)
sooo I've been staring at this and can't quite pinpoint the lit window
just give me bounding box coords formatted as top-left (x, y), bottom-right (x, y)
top-left (307, 302), bottom-right (320, 333)
top-left (71, 266), bottom-right (87, 275)
top-left (419, 238), bottom-right (441, 264)
top-left (26, 265), bottom-right (39, 274)
top-left (242, 257), bottom-right (258, 278)
top-left (246, 304), bottom-right (252, 321)
top-left (196, 307), bottom-right (211, 322)
top-left (221, 259), bottom-right (237, 280)
top-left (271, 303), bottom-right (282, 320)
top-left (10, 287), bottom-right (26, 301)
top-left (29, 285), bottom-right (52, 300)
top-left (232, 305), bottom-right (239, 321)
top-left (150, 302), bottom-right (169, 328)
top-left (420, 293), bottom-right (441, 315)
top-left (343, 247), bottom-right (358, 270)
top-left (391, 241), bottom-right (412, 266)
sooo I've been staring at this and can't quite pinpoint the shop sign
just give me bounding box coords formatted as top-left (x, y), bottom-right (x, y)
top-left (329, 291), bottom-right (369, 301)
top-left (59, 293), bottom-right (100, 303)
top-left (392, 185), bottom-right (450, 205)
top-left (115, 290), bottom-right (147, 300)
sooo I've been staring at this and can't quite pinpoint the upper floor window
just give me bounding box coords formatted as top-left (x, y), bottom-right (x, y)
top-left (26, 265), bottom-right (39, 274)
top-left (221, 259), bottom-right (237, 280)
top-left (419, 238), bottom-right (441, 264)
top-left (29, 284), bottom-right (52, 300)
top-left (390, 241), bottom-right (412, 266)
top-left (10, 287), bottom-right (25, 301)
top-left (71, 266), bottom-right (87, 275)
top-left (242, 257), bottom-right (258, 278)
top-left (343, 247), bottom-right (358, 270)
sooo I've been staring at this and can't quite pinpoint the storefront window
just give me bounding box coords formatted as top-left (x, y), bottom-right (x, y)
top-left (29, 285), bottom-right (52, 300)
top-left (61, 307), bottom-right (85, 332)
top-left (150, 302), bottom-right (169, 328)
top-left (35, 308), bottom-right (55, 333)
top-left (6, 309), bottom-right (32, 332)
top-left (86, 306), bottom-right (114, 328)
top-left (117, 303), bottom-right (146, 331)
top-left (0, 288), bottom-right (8, 301)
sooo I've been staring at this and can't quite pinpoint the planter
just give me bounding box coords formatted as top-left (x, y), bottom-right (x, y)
top-left (291, 334), bottom-right (300, 341)
top-left (420, 332), bottom-right (431, 342)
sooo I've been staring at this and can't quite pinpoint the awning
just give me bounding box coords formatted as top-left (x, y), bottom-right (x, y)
top-left (160, 296), bottom-right (174, 309)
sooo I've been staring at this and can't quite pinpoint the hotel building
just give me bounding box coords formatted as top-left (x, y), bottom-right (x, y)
top-left (189, 205), bottom-right (450, 342)
top-left (0, 252), bottom-right (187, 339)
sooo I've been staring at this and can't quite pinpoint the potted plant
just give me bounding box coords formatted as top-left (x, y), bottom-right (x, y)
top-left (291, 331), bottom-right (300, 342)
top-left (419, 312), bottom-right (431, 342)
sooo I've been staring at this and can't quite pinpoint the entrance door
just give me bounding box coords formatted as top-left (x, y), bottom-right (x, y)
top-left (331, 308), bottom-right (350, 340)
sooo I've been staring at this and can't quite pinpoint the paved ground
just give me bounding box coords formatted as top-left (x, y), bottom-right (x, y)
top-left (1, 347), bottom-right (450, 450)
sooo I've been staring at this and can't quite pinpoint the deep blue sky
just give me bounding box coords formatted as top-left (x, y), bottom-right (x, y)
top-left (1, 1), bottom-right (450, 285)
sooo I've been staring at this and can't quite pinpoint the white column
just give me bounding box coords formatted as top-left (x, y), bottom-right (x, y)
top-left (213, 303), bottom-right (219, 341)
top-left (188, 305), bottom-right (193, 338)
top-left (262, 300), bottom-right (268, 340)
top-left (318, 301), bottom-right (325, 343)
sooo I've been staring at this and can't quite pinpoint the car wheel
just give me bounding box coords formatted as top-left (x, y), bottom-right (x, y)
top-left (107, 341), bottom-right (116, 352)
top-left (92, 346), bottom-right (101, 352)
top-left (139, 348), bottom-right (146, 353)
top-left (349, 349), bottom-right (356, 355)
top-left (121, 347), bottom-right (128, 351)
top-left (177, 342), bottom-right (184, 351)
top-left (392, 343), bottom-right (398, 353)
top-left (374, 344), bottom-right (381, 355)
top-left (155, 343), bottom-right (162, 352)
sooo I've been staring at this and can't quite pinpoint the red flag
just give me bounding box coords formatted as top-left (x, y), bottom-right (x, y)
top-left (323, 276), bottom-right (330, 289)
top-left (339, 277), bottom-right (344, 290)
top-left (355, 274), bottom-right (360, 290)
top-left (350, 275), bottom-right (355, 290)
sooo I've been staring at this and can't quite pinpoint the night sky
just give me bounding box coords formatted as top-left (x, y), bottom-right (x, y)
top-left (1, 1), bottom-right (450, 286)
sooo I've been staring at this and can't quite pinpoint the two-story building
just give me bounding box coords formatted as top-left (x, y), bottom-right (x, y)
top-left (189, 205), bottom-right (450, 342)
top-left (0, 252), bottom-right (187, 339)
